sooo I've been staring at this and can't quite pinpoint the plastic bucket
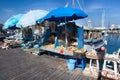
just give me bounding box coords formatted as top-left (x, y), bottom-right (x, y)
top-left (66, 59), bottom-right (76, 71)
top-left (21, 44), bottom-right (27, 48)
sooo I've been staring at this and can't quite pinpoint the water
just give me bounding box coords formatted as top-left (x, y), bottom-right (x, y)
top-left (105, 34), bottom-right (120, 54)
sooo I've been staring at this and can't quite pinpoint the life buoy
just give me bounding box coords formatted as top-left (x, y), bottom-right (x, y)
top-left (98, 32), bottom-right (102, 39)
top-left (93, 32), bottom-right (98, 39)
top-left (88, 32), bottom-right (93, 40)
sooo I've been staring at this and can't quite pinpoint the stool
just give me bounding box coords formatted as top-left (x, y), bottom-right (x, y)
top-left (89, 59), bottom-right (100, 70)
top-left (102, 59), bottom-right (119, 79)
top-left (83, 59), bottom-right (100, 78)
top-left (116, 49), bottom-right (120, 59)
top-left (103, 60), bottom-right (118, 73)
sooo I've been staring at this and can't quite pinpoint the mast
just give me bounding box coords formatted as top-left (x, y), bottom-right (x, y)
top-left (102, 10), bottom-right (105, 27)
top-left (72, 0), bottom-right (74, 8)
top-left (88, 19), bottom-right (92, 28)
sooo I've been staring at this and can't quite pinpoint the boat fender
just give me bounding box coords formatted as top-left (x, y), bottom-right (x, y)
top-left (100, 46), bottom-right (105, 52)
top-left (88, 32), bottom-right (93, 40)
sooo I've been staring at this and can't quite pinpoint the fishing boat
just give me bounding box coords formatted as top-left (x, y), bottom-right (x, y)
top-left (69, 21), bottom-right (106, 50)
top-left (83, 10), bottom-right (107, 50)
top-left (83, 27), bottom-right (106, 50)
top-left (63, 0), bottom-right (106, 50)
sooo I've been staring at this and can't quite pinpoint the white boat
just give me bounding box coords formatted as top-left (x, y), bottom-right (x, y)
top-left (65, 22), bottom-right (107, 50)
top-left (83, 12), bottom-right (107, 50)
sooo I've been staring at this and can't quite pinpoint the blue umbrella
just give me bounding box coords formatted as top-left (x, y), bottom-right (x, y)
top-left (43, 7), bottom-right (88, 49)
top-left (43, 7), bottom-right (88, 22)
top-left (2, 14), bottom-right (24, 30)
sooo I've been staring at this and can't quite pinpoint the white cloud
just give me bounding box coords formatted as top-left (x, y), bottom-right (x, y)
top-left (85, 3), bottom-right (103, 12)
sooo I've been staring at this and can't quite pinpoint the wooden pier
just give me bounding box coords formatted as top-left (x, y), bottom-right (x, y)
top-left (0, 48), bottom-right (102, 80)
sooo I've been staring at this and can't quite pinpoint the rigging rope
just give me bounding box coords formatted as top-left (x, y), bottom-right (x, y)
top-left (76, 0), bottom-right (83, 10)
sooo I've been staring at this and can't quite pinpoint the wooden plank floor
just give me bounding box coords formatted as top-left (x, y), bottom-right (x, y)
top-left (0, 48), bottom-right (102, 80)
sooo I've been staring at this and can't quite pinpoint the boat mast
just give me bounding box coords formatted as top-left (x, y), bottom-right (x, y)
top-left (72, 0), bottom-right (74, 8)
top-left (88, 19), bottom-right (92, 28)
top-left (102, 10), bottom-right (105, 27)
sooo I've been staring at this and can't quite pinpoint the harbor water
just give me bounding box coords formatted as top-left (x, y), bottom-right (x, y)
top-left (105, 34), bottom-right (120, 54)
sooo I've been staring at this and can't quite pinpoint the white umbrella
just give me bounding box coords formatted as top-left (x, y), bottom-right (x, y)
top-left (16, 10), bottom-right (48, 28)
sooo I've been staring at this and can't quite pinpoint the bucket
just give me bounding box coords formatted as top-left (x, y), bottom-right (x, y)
top-left (21, 44), bottom-right (27, 48)
top-left (66, 59), bottom-right (76, 71)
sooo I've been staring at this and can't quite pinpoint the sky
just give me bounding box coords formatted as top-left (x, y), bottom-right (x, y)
top-left (0, 0), bottom-right (120, 27)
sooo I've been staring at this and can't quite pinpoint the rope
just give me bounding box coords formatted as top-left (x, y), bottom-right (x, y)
top-left (77, 0), bottom-right (83, 10)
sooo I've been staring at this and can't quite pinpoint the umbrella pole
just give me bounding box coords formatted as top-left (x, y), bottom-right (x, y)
top-left (65, 26), bottom-right (68, 49)
top-left (65, 17), bottom-right (68, 50)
